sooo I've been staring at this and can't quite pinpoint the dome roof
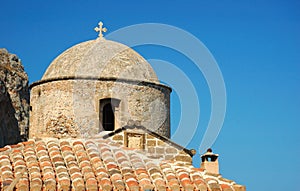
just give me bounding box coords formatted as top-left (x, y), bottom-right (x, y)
top-left (42, 38), bottom-right (158, 83)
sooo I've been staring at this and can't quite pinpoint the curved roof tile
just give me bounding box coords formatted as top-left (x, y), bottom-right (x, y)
top-left (0, 138), bottom-right (245, 191)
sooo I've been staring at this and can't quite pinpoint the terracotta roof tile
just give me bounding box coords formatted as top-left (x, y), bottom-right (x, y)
top-left (0, 138), bottom-right (244, 191)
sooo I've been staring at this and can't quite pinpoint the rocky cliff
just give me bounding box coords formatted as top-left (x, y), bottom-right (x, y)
top-left (0, 49), bottom-right (29, 147)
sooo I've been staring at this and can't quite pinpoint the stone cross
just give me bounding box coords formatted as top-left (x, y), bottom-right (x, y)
top-left (94, 21), bottom-right (107, 38)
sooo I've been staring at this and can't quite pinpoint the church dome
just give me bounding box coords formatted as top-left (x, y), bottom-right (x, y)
top-left (42, 38), bottom-right (158, 83)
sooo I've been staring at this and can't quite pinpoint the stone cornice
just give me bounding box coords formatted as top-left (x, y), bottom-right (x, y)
top-left (29, 76), bottom-right (172, 92)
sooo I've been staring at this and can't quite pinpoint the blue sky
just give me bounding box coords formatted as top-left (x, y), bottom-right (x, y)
top-left (1, 0), bottom-right (299, 190)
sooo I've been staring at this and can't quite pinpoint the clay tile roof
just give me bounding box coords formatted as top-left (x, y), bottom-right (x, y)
top-left (0, 138), bottom-right (245, 191)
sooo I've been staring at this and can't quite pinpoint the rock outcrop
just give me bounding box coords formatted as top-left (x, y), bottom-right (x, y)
top-left (0, 48), bottom-right (29, 147)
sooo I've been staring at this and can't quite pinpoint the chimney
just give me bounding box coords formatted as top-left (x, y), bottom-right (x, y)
top-left (200, 148), bottom-right (219, 174)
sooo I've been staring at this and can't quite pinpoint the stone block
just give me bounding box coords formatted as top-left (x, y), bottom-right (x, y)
top-left (147, 140), bottom-right (156, 146)
top-left (157, 140), bottom-right (165, 146)
top-left (165, 155), bottom-right (175, 160)
top-left (147, 148), bottom-right (155, 153)
top-left (166, 147), bottom-right (177, 154)
top-left (175, 155), bottom-right (192, 163)
top-left (155, 147), bottom-right (164, 154)
top-left (179, 150), bottom-right (188, 155)
top-left (148, 154), bottom-right (163, 159)
top-left (112, 135), bottom-right (123, 141)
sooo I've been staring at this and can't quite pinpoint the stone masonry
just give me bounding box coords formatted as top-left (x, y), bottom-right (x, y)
top-left (0, 49), bottom-right (29, 147)
top-left (29, 38), bottom-right (171, 139)
top-left (30, 79), bottom-right (170, 139)
top-left (106, 126), bottom-right (194, 166)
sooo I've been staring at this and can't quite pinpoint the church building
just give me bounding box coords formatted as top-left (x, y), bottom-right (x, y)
top-left (0, 22), bottom-right (246, 191)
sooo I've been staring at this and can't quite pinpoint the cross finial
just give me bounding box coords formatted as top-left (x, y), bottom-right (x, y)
top-left (94, 21), bottom-right (107, 39)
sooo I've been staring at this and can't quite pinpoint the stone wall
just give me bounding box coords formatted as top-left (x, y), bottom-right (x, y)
top-left (30, 79), bottom-right (170, 139)
top-left (108, 127), bottom-right (194, 165)
top-left (0, 49), bottom-right (29, 147)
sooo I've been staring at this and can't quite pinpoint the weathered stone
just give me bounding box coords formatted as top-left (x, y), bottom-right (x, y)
top-left (148, 154), bottom-right (163, 159)
top-left (146, 134), bottom-right (154, 139)
top-left (179, 150), bottom-right (188, 155)
top-left (146, 140), bottom-right (156, 146)
top-left (165, 155), bottom-right (175, 160)
top-left (0, 49), bottom-right (29, 147)
top-left (155, 147), bottom-right (164, 154)
top-left (166, 147), bottom-right (177, 154)
top-left (157, 140), bottom-right (165, 146)
top-left (175, 155), bottom-right (192, 163)
top-left (112, 135), bottom-right (123, 141)
top-left (45, 114), bottom-right (79, 139)
top-left (147, 147), bottom-right (155, 153)
top-left (30, 39), bottom-right (171, 139)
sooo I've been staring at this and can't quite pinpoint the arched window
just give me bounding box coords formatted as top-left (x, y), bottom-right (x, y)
top-left (102, 103), bottom-right (114, 131)
top-left (99, 98), bottom-right (121, 131)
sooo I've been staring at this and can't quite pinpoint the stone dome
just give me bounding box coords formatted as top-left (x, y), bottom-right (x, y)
top-left (42, 38), bottom-right (158, 83)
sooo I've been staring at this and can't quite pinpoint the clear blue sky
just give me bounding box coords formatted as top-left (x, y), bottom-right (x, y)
top-left (1, 1), bottom-right (299, 190)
